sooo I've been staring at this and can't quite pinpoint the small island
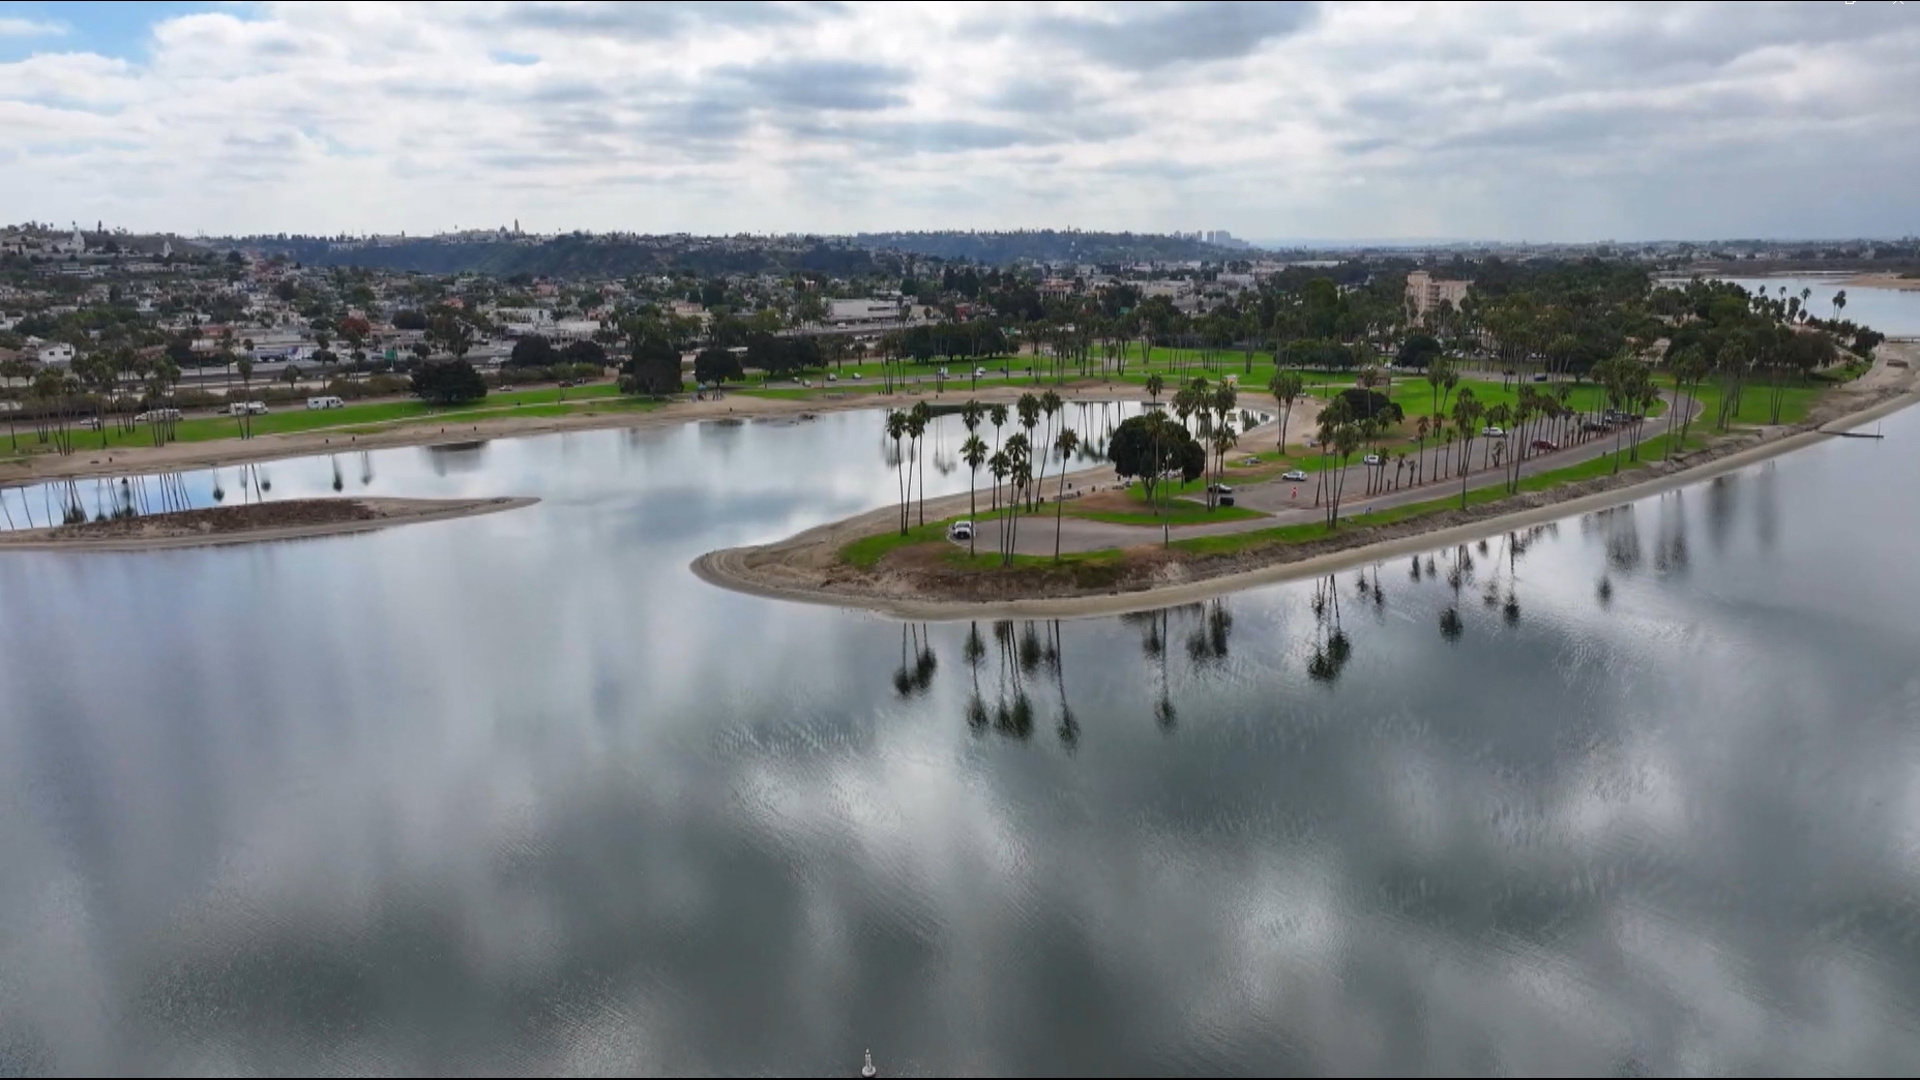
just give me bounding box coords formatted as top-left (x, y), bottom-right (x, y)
top-left (0, 496), bottom-right (537, 552)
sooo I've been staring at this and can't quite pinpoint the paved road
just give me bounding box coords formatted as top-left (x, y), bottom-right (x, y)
top-left (968, 395), bottom-right (1687, 558)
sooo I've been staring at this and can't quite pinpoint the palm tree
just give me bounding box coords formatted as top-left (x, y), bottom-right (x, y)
top-left (885, 409), bottom-right (910, 534)
top-left (961, 434), bottom-right (987, 556)
top-left (1015, 392), bottom-right (1040, 510)
top-left (1414, 415), bottom-right (1430, 484)
top-left (1482, 402), bottom-right (1511, 470)
top-left (987, 449), bottom-right (1010, 549)
top-left (1052, 428), bottom-right (1080, 561)
top-left (1003, 432), bottom-right (1032, 566)
top-left (1036, 389), bottom-right (1062, 513)
top-left (1834, 290), bottom-right (1847, 319)
top-left (1326, 418), bottom-right (1362, 527)
top-left (1209, 381), bottom-right (1237, 507)
top-left (1268, 369), bottom-right (1303, 454)
top-left (908, 401), bottom-right (932, 526)
top-left (987, 403), bottom-right (1008, 510)
top-left (1451, 388), bottom-right (1483, 510)
top-left (1425, 358), bottom-right (1450, 421)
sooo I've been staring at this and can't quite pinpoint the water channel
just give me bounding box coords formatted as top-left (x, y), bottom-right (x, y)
top-left (2, 394), bottom-right (1919, 1074)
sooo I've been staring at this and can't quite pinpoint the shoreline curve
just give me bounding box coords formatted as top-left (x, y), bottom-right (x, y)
top-left (692, 387), bottom-right (1919, 622)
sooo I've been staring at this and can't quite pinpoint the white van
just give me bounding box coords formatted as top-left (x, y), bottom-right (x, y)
top-left (227, 401), bottom-right (269, 416)
top-left (306, 396), bottom-right (345, 410)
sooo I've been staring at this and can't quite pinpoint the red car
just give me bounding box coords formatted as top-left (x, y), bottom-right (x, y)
top-left (1531, 439), bottom-right (1559, 452)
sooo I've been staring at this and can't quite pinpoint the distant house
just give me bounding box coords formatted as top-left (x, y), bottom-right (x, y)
top-left (37, 342), bottom-right (76, 367)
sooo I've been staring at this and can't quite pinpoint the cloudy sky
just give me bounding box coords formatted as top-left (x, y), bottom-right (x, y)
top-left (2, 1), bottom-right (1917, 242)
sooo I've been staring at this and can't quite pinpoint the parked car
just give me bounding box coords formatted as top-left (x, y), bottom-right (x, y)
top-left (1206, 483), bottom-right (1235, 506)
top-left (947, 521), bottom-right (974, 541)
top-left (826, 373), bottom-right (838, 382)
top-left (1531, 438), bottom-right (1559, 452)
top-left (134, 408), bottom-right (183, 423)
top-left (1363, 453), bottom-right (1383, 466)
top-left (1281, 469), bottom-right (1309, 482)
top-left (306, 396), bottom-right (345, 410)
top-left (1480, 425), bottom-right (1506, 438)
top-left (851, 372), bottom-right (862, 380)
top-left (1532, 372), bottom-right (1549, 382)
top-left (973, 367), bottom-right (986, 378)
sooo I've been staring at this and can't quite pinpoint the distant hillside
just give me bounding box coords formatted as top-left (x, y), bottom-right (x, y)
top-left (238, 229), bottom-right (1252, 278)
top-left (855, 230), bottom-right (1251, 265)
top-left (243, 234), bottom-right (898, 278)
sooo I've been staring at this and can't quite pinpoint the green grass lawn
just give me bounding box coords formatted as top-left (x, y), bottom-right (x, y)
top-left (1671, 378), bottom-right (1822, 427)
top-left (335, 398), bottom-right (660, 436)
top-left (1070, 496), bottom-right (1264, 526)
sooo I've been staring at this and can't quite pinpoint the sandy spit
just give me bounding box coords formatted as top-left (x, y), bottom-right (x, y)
top-left (693, 348), bottom-right (1920, 622)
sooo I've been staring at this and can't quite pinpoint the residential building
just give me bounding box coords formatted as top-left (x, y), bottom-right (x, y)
top-left (827, 298), bottom-right (903, 325)
top-left (1405, 270), bottom-right (1470, 322)
top-left (37, 342), bottom-right (76, 367)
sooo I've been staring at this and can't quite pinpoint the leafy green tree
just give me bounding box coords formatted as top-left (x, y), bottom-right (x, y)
top-left (693, 347), bottom-right (743, 385)
top-left (1106, 414), bottom-right (1204, 506)
top-left (623, 336), bottom-right (682, 397)
top-left (509, 335), bottom-right (558, 368)
top-left (411, 359), bottom-right (487, 405)
top-left (562, 339), bottom-right (607, 367)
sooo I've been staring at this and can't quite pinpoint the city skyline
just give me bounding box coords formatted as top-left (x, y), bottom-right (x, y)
top-left (2, 2), bottom-right (1917, 241)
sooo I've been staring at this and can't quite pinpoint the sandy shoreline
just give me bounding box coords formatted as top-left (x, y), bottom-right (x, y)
top-left (1843, 273), bottom-right (1920, 293)
top-left (0, 382), bottom-right (1131, 491)
top-left (0, 496), bottom-right (537, 552)
top-left (694, 345), bottom-right (1920, 622)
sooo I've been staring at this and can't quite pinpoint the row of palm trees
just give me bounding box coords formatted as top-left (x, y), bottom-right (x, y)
top-left (1298, 356), bottom-right (1670, 527)
top-left (1, 348), bottom-right (191, 455)
top-left (889, 390), bottom-right (1098, 566)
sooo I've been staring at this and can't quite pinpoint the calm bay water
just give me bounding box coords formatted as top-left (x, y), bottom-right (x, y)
top-left (2, 401), bottom-right (1919, 1075)
top-left (1714, 275), bottom-right (1920, 337)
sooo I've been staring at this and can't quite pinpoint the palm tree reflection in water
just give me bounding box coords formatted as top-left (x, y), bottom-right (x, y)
top-left (892, 623), bottom-right (936, 698)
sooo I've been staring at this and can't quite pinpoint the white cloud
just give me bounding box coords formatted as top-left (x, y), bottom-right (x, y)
top-left (0, 1), bottom-right (1916, 240)
top-left (0, 17), bottom-right (64, 38)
